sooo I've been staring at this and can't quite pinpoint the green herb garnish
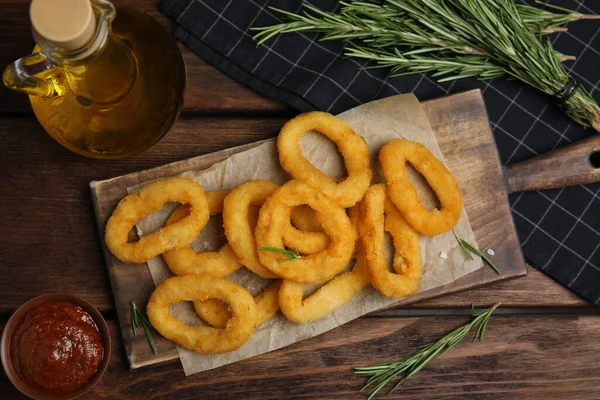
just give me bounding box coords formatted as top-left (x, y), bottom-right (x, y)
top-left (131, 301), bottom-right (158, 355)
top-left (453, 230), bottom-right (474, 261)
top-left (258, 246), bottom-right (301, 261)
top-left (355, 303), bottom-right (500, 399)
top-left (253, 0), bottom-right (600, 131)
top-left (456, 237), bottom-right (500, 275)
top-left (518, 1), bottom-right (600, 32)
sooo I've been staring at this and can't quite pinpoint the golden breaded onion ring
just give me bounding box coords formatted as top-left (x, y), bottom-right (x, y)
top-left (105, 177), bottom-right (209, 263)
top-left (277, 111), bottom-right (371, 208)
top-left (279, 249), bottom-right (369, 324)
top-left (223, 180), bottom-right (281, 279)
top-left (203, 190), bottom-right (229, 214)
top-left (256, 180), bottom-right (354, 284)
top-left (282, 208), bottom-right (329, 254)
top-left (278, 206), bottom-right (368, 323)
top-left (286, 204), bottom-right (329, 254)
top-left (162, 193), bottom-right (242, 277)
top-left (290, 205), bottom-right (323, 232)
top-left (194, 280), bottom-right (282, 329)
top-left (379, 139), bottom-right (462, 236)
top-left (223, 180), bottom-right (327, 277)
top-left (147, 274), bottom-right (257, 354)
top-left (359, 184), bottom-right (421, 298)
top-left (163, 194), bottom-right (279, 329)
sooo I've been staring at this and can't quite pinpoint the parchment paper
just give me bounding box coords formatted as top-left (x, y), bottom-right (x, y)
top-left (130, 94), bottom-right (483, 375)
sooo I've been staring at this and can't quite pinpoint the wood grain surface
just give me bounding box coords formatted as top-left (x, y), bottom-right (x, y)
top-left (4, 314), bottom-right (600, 400)
top-left (90, 90), bottom-right (527, 368)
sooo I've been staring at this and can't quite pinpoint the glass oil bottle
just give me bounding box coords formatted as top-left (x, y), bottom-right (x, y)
top-left (3, 0), bottom-right (186, 159)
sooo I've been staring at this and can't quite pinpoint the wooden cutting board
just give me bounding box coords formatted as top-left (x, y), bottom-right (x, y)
top-left (90, 89), bottom-right (528, 370)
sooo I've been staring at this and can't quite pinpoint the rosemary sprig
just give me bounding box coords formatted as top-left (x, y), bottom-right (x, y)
top-left (253, 0), bottom-right (600, 131)
top-left (131, 301), bottom-right (158, 355)
top-left (355, 303), bottom-right (500, 400)
top-left (455, 237), bottom-right (500, 275)
top-left (461, 240), bottom-right (500, 274)
top-left (258, 246), bottom-right (302, 261)
top-left (131, 302), bottom-right (139, 335)
top-left (453, 230), bottom-right (473, 261)
top-left (256, 2), bottom-right (571, 51)
top-left (518, 1), bottom-right (600, 32)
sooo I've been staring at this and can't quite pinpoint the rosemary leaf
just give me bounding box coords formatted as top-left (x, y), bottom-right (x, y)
top-left (131, 302), bottom-right (158, 355)
top-left (133, 303), bottom-right (153, 327)
top-left (354, 303), bottom-right (500, 399)
top-left (131, 302), bottom-right (138, 335)
top-left (519, 1), bottom-right (600, 30)
top-left (257, 246), bottom-right (301, 261)
top-left (453, 229), bottom-right (474, 260)
top-left (142, 323), bottom-right (158, 356)
top-left (459, 239), bottom-right (500, 274)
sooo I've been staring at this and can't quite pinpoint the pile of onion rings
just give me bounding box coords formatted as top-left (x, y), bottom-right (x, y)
top-left (278, 206), bottom-right (369, 323)
top-left (104, 110), bottom-right (464, 354)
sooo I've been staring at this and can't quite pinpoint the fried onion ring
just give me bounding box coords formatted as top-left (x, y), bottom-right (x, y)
top-left (285, 204), bottom-right (329, 254)
top-left (162, 193), bottom-right (242, 277)
top-left (164, 196), bottom-right (280, 329)
top-left (290, 205), bottom-right (323, 232)
top-left (105, 177), bottom-right (209, 263)
top-left (277, 111), bottom-right (371, 208)
top-left (204, 190), bottom-right (229, 214)
top-left (256, 180), bottom-right (354, 284)
top-left (223, 180), bottom-right (328, 276)
top-left (279, 252), bottom-right (369, 323)
top-left (147, 274), bottom-right (257, 354)
top-left (359, 184), bottom-right (421, 298)
top-left (281, 207), bottom-right (329, 255)
top-left (223, 180), bottom-right (281, 279)
top-left (379, 139), bottom-right (462, 236)
top-left (194, 280), bottom-right (282, 328)
top-left (278, 207), bottom-right (369, 323)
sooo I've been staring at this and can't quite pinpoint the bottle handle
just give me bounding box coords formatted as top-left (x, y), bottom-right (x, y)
top-left (2, 53), bottom-right (65, 99)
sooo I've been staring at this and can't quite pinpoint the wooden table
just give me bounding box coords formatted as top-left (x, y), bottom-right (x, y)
top-left (1, 1), bottom-right (599, 398)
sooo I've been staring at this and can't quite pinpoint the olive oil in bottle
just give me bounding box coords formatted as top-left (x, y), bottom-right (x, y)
top-left (3, 0), bottom-right (186, 159)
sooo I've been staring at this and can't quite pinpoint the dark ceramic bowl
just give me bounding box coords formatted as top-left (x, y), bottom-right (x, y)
top-left (1, 294), bottom-right (111, 400)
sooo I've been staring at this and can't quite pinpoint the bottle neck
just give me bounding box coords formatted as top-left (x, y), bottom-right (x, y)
top-left (34, 0), bottom-right (138, 105)
top-left (33, 0), bottom-right (115, 65)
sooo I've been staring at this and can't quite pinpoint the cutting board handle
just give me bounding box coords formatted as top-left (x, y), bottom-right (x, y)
top-left (505, 135), bottom-right (600, 194)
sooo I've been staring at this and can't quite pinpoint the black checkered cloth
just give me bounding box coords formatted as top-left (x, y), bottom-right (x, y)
top-left (161, 0), bottom-right (600, 304)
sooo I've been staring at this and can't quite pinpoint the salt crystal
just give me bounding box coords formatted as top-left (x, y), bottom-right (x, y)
top-left (439, 251), bottom-right (448, 259)
top-left (487, 248), bottom-right (495, 256)
top-left (203, 241), bottom-right (212, 250)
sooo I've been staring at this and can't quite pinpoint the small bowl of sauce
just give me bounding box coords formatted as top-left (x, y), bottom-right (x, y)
top-left (1, 294), bottom-right (111, 399)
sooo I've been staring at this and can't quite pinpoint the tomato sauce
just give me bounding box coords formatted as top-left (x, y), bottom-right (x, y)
top-left (10, 301), bottom-right (104, 394)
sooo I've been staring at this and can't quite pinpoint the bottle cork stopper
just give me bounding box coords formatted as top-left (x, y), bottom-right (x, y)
top-left (30, 0), bottom-right (96, 51)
